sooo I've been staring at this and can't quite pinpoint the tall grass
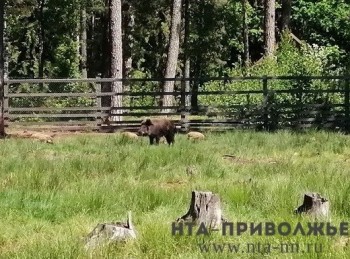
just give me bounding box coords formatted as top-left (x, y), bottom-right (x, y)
top-left (1, 130), bottom-right (350, 258)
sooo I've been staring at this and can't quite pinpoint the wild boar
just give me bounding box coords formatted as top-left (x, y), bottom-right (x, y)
top-left (137, 118), bottom-right (176, 145)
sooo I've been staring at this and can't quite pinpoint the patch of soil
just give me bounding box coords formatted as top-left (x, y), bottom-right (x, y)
top-left (7, 129), bottom-right (117, 140)
top-left (52, 132), bottom-right (112, 139)
top-left (7, 130), bottom-right (54, 143)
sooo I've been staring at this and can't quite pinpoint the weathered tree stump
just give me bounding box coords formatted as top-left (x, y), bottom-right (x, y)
top-left (85, 211), bottom-right (137, 250)
top-left (177, 191), bottom-right (223, 230)
top-left (294, 193), bottom-right (330, 219)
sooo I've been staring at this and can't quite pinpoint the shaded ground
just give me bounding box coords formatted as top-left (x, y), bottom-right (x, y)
top-left (6, 129), bottom-right (113, 140)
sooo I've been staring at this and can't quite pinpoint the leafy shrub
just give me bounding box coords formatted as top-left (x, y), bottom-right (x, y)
top-left (199, 33), bottom-right (345, 118)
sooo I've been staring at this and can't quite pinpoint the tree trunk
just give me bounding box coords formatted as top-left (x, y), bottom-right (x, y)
top-left (281, 0), bottom-right (291, 32)
top-left (163, 0), bottom-right (182, 113)
top-left (183, 0), bottom-right (190, 107)
top-left (264, 0), bottom-right (275, 56)
top-left (0, 0), bottom-right (5, 137)
top-left (109, 0), bottom-right (123, 122)
top-left (156, 11), bottom-right (167, 107)
top-left (242, 0), bottom-right (250, 67)
top-left (177, 191), bottom-right (223, 230)
top-left (38, 0), bottom-right (45, 81)
top-left (101, 0), bottom-right (111, 108)
top-left (3, 5), bottom-right (7, 81)
top-left (122, 2), bottom-right (134, 107)
top-left (183, 59), bottom-right (190, 107)
top-left (191, 58), bottom-right (201, 113)
top-left (80, 4), bottom-right (88, 78)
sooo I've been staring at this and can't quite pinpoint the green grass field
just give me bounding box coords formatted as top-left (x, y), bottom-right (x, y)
top-left (1, 130), bottom-right (350, 258)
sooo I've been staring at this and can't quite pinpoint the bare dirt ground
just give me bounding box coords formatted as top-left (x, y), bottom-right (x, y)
top-left (5, 126), bottom-right (116, 143)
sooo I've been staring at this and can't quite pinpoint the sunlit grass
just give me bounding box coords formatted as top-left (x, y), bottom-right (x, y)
top-left (0, 130), bottom-right (350, 258)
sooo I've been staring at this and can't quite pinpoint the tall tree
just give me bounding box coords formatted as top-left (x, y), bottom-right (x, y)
top-left (264, 0), bottom-right (275, 56)
top-left (163, 0), bottom-right (182, 112)
top-left (80, 0), bottom-right (87, 78)
top-left (0, 0), bottom-right (5, 137)
top-left (281, 0), bottom-right (291, 32)
top-left (101, 0), bottom-right (111, 107)
top-left (122, 2), bottom-right (134, 79)
top-left (122, 2), bottom-right (134, 107)
top-left (182, 0), bottom-right (190, 107)
top-left (37, 0), bottom-right (45, 80)
top-left (110, 0), bottom-right (123, 121)
top-left (242, 0), bottom-right (250, 67)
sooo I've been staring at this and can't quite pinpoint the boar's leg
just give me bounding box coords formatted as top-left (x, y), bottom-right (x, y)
top-left (149, 136), bottom-right (155, 145)
top-left (165, 134), bottom-right (174, 145)
top-left (155, 137), bottom-right (160, 145)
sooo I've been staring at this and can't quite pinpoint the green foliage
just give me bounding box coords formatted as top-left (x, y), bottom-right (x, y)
top-left (5, 0), bottom-right (350, 80)
top-left (199, 33), bottom-right (345, 109)
top-left (128, 70), bottom-right (158, 107)
top-left (47, 40), bottom-right (80, 79)
top-left (187, 0), bottom-right (242, 77)
top-left (127, 0), bottom-right (171, 78)
top-left (196, 33), bottom-right (345, 129)
top-left (4, 0), bottom-right (350, 117)
top-left (292, 0), bottom-right (350, 57)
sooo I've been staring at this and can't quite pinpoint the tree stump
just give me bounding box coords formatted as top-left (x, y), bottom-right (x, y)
top-left (294, 193), bottom-right (330, 219)
top-left (177, 191), bottom-right (223, 230)
top-left (85, 211), bottom-right (137, 250)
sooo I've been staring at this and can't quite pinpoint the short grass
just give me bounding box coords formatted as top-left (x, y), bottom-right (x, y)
top-left (1, 130), bottom-right (350, 258)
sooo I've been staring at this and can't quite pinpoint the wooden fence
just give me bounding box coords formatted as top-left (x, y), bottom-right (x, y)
top-left (3, 75), bottom-right (350, 133)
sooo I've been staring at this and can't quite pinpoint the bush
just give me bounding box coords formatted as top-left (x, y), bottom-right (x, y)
top-left (198, 33), bottom-right (345, 129)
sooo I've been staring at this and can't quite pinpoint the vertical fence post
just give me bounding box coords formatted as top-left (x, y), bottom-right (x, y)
top-left (180, 77), bottom-right (189, 133)
top-left (0, 1), bottom-right (5, 136)
top-left (262, 75), bottom-right (269, 130)
top-left (4, 81), bottom-right (8, 127)
top-left (345, 75), bottom-right (350, 132)
top-left (95, 81), bottom-right (102, 126)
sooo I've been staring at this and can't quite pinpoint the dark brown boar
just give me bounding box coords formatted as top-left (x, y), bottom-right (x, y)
top-left (137, 118), bottom-right (176, 145)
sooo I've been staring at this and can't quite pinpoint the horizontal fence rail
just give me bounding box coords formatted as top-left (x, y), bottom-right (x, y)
top-left (5, 75), bottom-right (350, 83)
top-left (2, 75), bottom-right (350, 132)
